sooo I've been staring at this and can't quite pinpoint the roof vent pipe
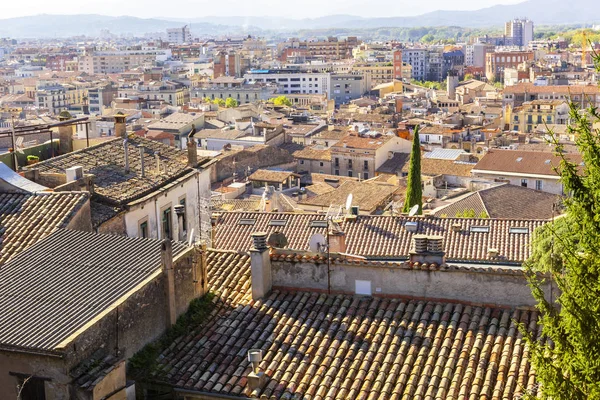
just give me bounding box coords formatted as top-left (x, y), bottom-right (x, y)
top-left (123, 139), bottom-right (130, 174)
top-left (139, 146), bottom-right (145, 178)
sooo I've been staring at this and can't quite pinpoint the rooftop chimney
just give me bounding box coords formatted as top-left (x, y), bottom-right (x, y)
top-left (57, 111), bottom-right (73, 155)
top-left (139, 146), bottom-right (145, 178)
top-left (250, 232), bottom-right (271, 299)
top-left (247, 349), bottom-right (266, 391)
top-left (409, 235), bottom-right (446, 266)
top-left (65, 166), bottom-right (84, 183)
top-left (155, 151), bottom-right (161, 174)
top-left (328, 230), bottom-right (346, 254)
top-left (187, 140), bottom-right (198, 168)
top-left (114, 111), bottom-right (127, 139)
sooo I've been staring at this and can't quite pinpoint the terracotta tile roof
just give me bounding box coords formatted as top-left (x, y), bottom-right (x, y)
top-left (305, 183), bottom-right (336, 196)
top-left (503, 82), bottom-right (600, 95)
top-left (0, 192), bottom-right (89, 265)
top-left (292, 146), bottom-right (332, 162)
top-left (28, 136), bottom-right (202, 206)
top-left (434, 184), bottom-right (561, 219)
top-left (248, 170), bottom-right (299, 184)
top-left (213, 212), bottom-right (547, 263)
top-left (154, 250), bottom-right (542, 399)
top-left (377, 152), bottom-right (410, 174)
top-left (299, 181), bottom-right (403, 213)
top-left (332, 134), bottom-right (393, 151)
top-left (211, 199), bottom-right (262, 212)
top-left (401, 158), bottom-right (475, 177)
top-left (473, 149), bottom-right (582, 177)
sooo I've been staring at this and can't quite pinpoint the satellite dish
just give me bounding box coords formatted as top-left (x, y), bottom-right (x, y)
top-left (267, 231), bottom-right (288, 249)
top-left (308, 233), bottom-right (326, 253)
top-left (408, 204), bottom-right (420, 217)
top-left (345, 193), bottom-right (353, 211)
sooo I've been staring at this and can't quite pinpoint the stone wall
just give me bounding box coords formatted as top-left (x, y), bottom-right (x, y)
top-left (211, 145), bottom-right (295, 183)
top-left (271, 256), bottom-right (554, 308)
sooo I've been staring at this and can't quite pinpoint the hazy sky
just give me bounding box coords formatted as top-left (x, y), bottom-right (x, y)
top-left (2, 0), bottom-right (525, 19)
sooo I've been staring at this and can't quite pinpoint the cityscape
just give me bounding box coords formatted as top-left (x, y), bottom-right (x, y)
top-left (0, 2), bottom-right (599, 399)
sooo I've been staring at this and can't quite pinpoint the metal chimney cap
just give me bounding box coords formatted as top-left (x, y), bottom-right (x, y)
top-left (248, 349), bottom-right (263, 363)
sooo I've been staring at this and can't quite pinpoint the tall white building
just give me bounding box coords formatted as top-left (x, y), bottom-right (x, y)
top-left (167, 25), bottom-right (192, 44)
top-left (505, 18), bottom-right (534, 48)
top-left (244, 69), bottom-right (331, 98)
top-left (465, 43), bottom-right (487, 68)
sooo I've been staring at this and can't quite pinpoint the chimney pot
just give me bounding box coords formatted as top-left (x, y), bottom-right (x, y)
top-left (251, 232), bottom-right (268, 251)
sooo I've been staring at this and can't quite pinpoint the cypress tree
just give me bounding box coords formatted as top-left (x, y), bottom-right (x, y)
top-left (403, 124), bottom-right (422, 214)
top-left (521, 55), bottom-right (600, 399)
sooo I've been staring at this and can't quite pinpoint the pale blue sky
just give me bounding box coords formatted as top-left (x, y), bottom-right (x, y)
top-left (3, 0), bottom-right (525, 19)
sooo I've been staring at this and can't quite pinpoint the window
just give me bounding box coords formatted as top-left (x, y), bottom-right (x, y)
top-left (535, 180), bottom-right (543, 191)
top-left (299, 160), bottom-right (304, 165)
top-left (269, 220), bottom-right (287, 227)
top-left (319, 162), bottom-right (324, 167)
top-left (335, 169), bottom-right (340, 175)
top-left (162, 207), bottom-right (172, 239)
top-left (348, 160), bottom-right (353, 169)
top-left (509, 227), bottom-right (530, 234)
top-left (363, 173), bottom-right (369, 179)
top-left (470, 226), bottom-right (490, 233)
top-left (179, 198), bottom-right (187, 229)
top-left (139, 220), bottom-right (148, 239)
top-left (310, 220), bottom-right (328, 228)
top-left (348, 170), bottom-right (353, 177)
top-left (334, 157), bottom-right (339, 167)
top-left (521, 179), bottom-right (528, 187)
top-left (239, 218), bottom-right (256, 225)
top-left (364, 160), bottom-right (369, 170)
top-left (12, 374), bottom-right (47, 400)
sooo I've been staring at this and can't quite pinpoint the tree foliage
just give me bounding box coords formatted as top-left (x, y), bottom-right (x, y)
top-left (212, 98), bottom-right (226, 107)
top-left (521, 55), bottom-right (600, 399)
top-left (225, 98), bottom-right (238, 108)
top-left (403, 125), bottom-right (422, 215)
top-left (272, 95), bottom-right (292, 107)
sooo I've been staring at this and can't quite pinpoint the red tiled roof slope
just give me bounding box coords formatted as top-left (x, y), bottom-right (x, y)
top-left (156, 251), bottom-right (541, 400)
top-left (0, 192), bottom-right (89, 265)
top-left (213, 212), bottom-right (547, 263)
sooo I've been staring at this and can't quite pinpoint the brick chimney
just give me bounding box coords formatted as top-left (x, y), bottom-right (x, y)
top-left (114, 111), bottom-right (127, 139)
top-left (187, 140), bottom-right (198, 167)
top-left (328, 230), bottom-right (346, 253)
top-left (161, 240), bottom-right (177, 326)
top-left (58, 111), bottom-right (73, 155)
top-left (250, 232), bottom-right (272, 300)
top-left (409, 235), bottom-right (446, 266)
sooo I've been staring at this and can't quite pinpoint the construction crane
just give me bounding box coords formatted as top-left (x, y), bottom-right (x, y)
top-left (582, 30), bottom-right (588, 67)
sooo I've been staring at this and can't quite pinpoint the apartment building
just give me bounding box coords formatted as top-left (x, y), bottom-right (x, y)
top-left (351, 63), bottom-right (393, 89)
top-left (87, 84), bottom-right (118, 114)
top-left (330, 74), bottom-right (366, 105)
top-left (505, 18), bottom-right (534, 48)
top-left (402, 48), bottom-right (427, 81)
top-left (330, 130), bottom-right (411, 179)
top-left (285, 36), bottom-right (359, 61)
top-left (244, 69), bottom-right (330, 97)
top-left (78, 49), bottom-right (172, 74)
top-left (213, 50), bottom-right (248, 78)
top-left (167, 25), bottom-right (192, 44)
top-left (503, 83), bottom-right (600, 109)
top-left (192, 77), bottom-right (277, 104)
top-left (508, 100), bottom-right (569, 132)
top-left (119, 81), bottom-right (188, 106)
top-left (485, 50), bottom-right (534, 81)
top-left (35, 86), bottom-right (67, 115)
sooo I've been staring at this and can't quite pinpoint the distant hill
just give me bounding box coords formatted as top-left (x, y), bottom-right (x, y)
top-left (1, 0), bottom-right (599, 38)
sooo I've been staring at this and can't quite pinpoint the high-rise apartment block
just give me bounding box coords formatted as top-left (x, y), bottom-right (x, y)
top-left (167, 25), bottom-right (192, 44)
top-left (505, 18), bottom-right (534, 48)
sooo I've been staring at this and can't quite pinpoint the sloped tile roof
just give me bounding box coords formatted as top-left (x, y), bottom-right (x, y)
top-left (473, 149), bottom-right (582, 177)
top-left (0, 191), bottom-right (89, 265)
top-left (0, 229), bottom-right (189, 352)
top-left (435, 185), bottom-right (561, 220)
top-left (211, 199), bottom-right (262, 213)
top-left (213, 212), bottom-right (547, 263)
top-left (28, 136), bottom-right (201, 206)
top-left (155, 250), bottom-right (541, 399)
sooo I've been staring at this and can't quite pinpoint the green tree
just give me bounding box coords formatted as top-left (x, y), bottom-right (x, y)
top-left (521, 54), bottom-right (600, 399)
top-left (212, 98), bottom-right (226, 107)
top-left (272, 95), bottom-right (292, 107)
top-left (403, 125), bottom-right (422, 215)
top-left (463, 73), bottom-right (475, 81)
top-left (225, 98), bottom-right (238, 108)
top-left (478, 211), bottom-right (489, 219)
top-left (203, 97), bottom-right (212, 103)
